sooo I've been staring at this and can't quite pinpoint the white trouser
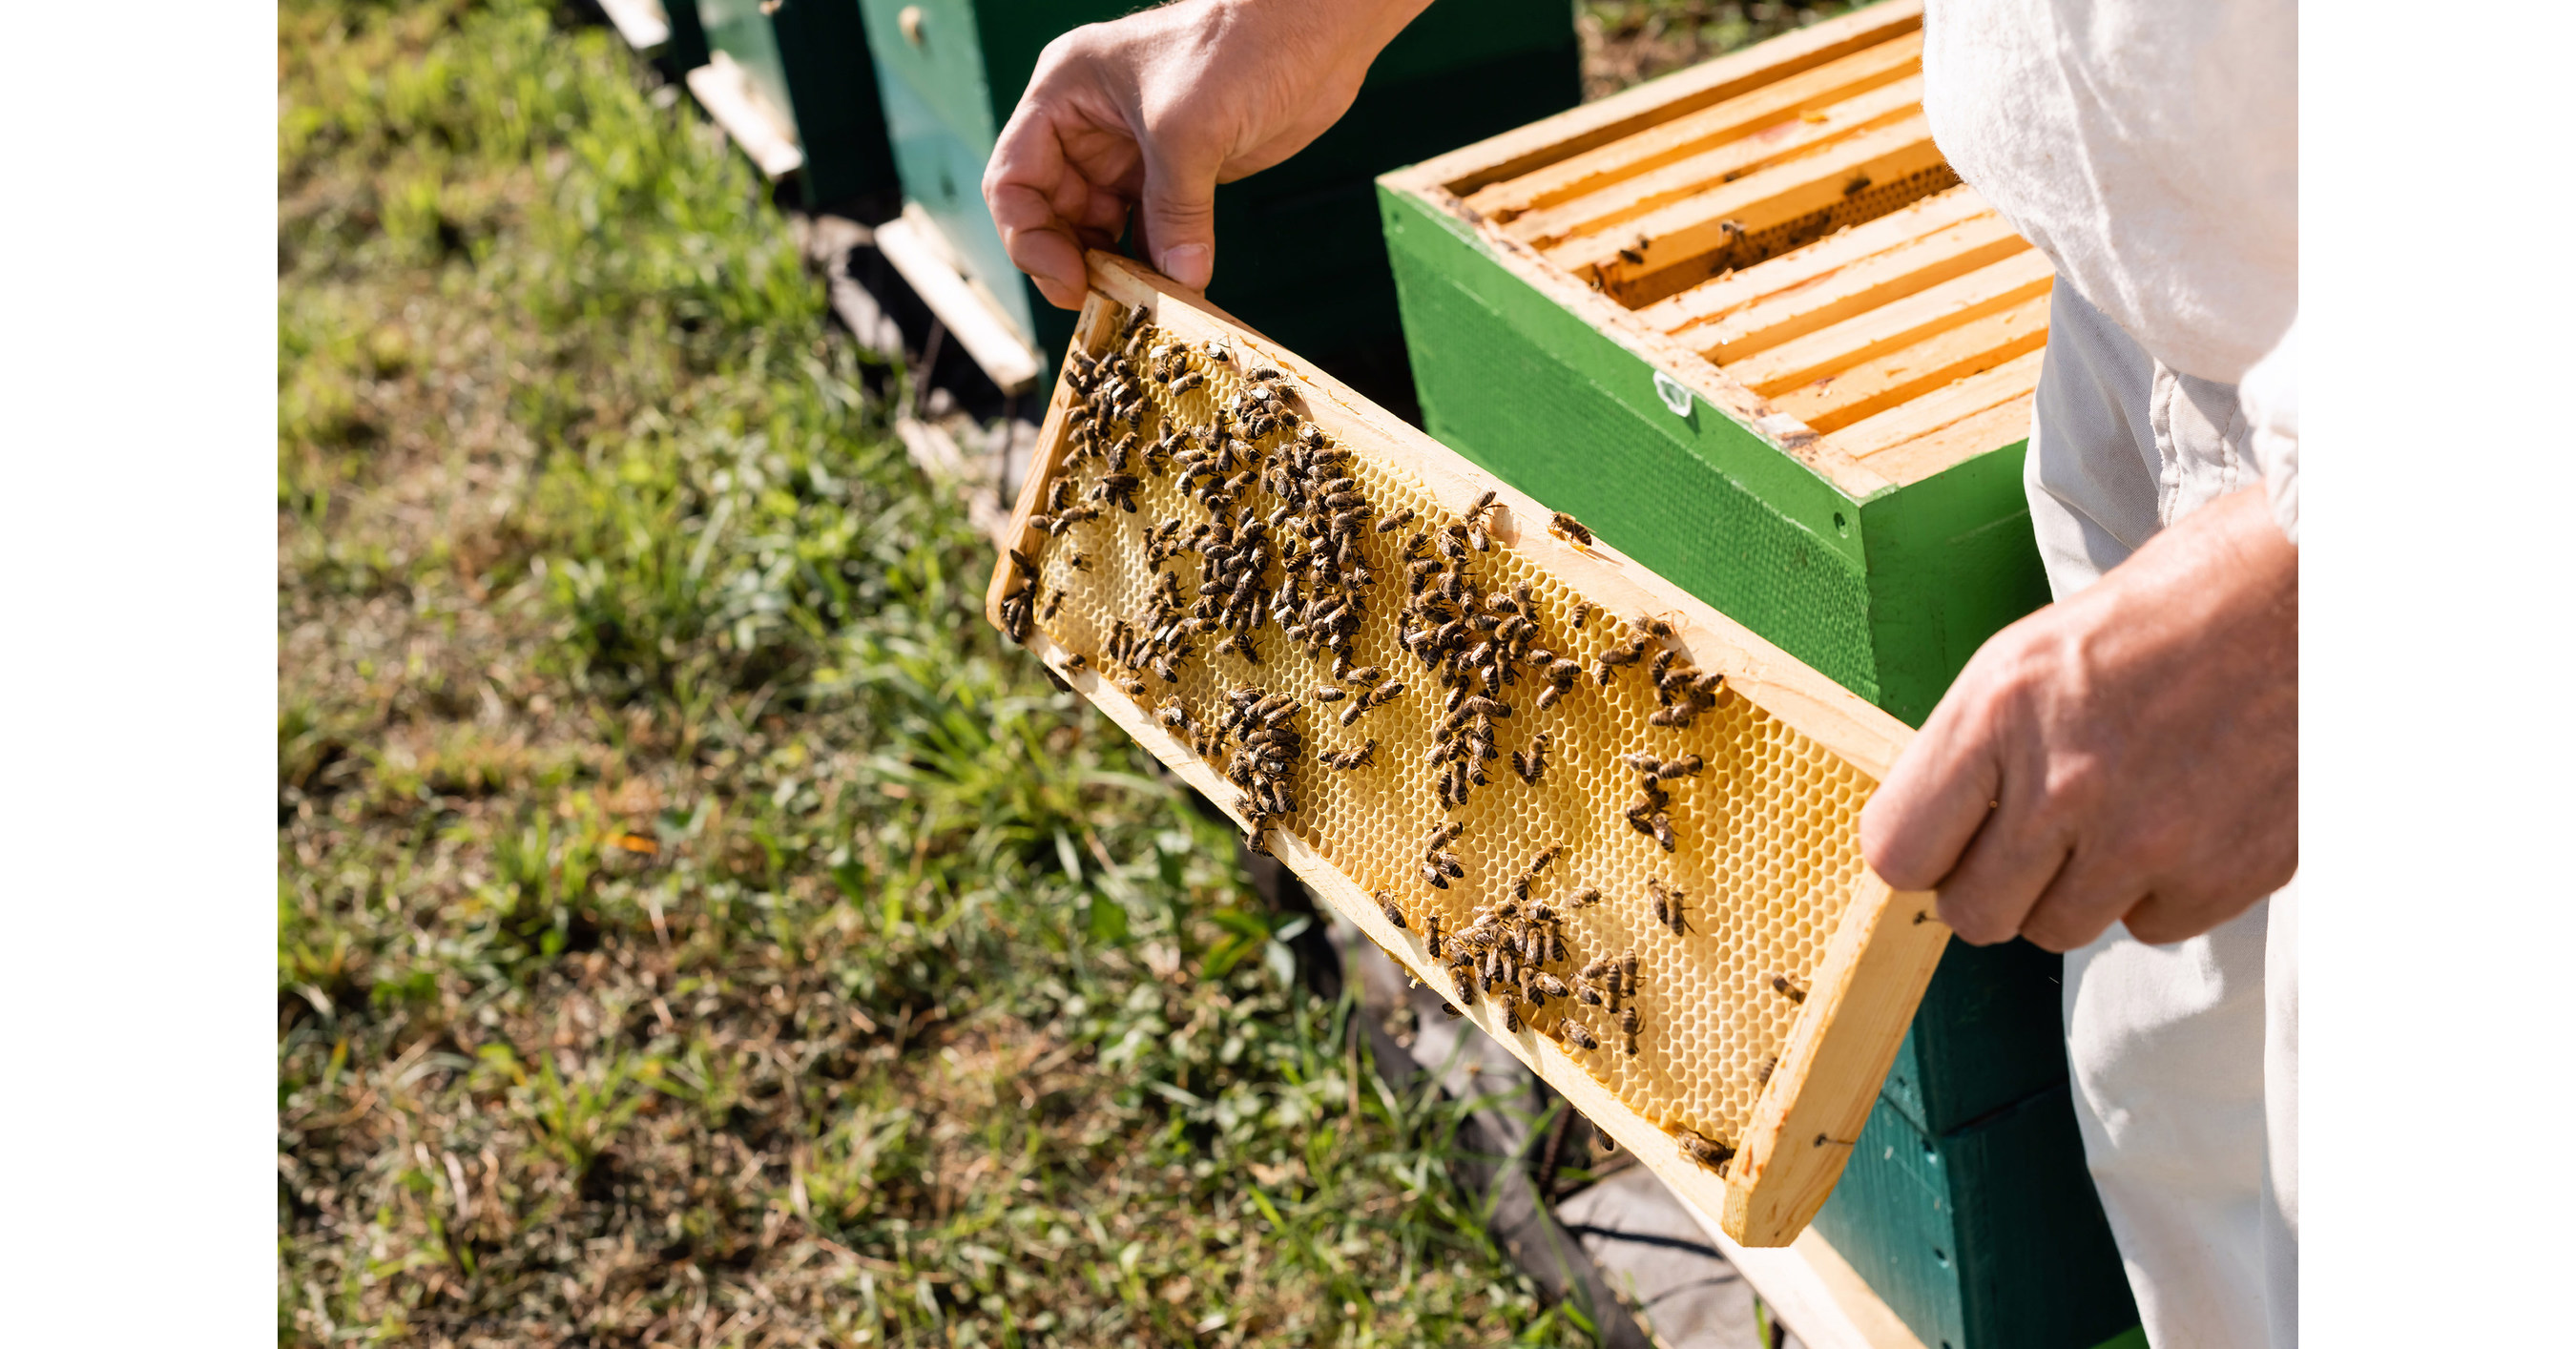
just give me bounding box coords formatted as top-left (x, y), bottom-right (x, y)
top-left (2024, 284), bottom-right (2299, 1349)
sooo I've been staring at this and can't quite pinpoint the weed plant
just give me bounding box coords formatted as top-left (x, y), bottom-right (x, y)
top-left (278, 2), bottom-right (1599, 1344)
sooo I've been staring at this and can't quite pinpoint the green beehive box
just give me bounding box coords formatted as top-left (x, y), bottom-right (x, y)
top-left (1378, 3), bottom-right (2135, 1343)
top-left (853, 0), bottom-right (1581, 384)
top-left (695, 0), bottom-right (897, 208)
top-left (661, 0), bottom-right (709, 75)
top-left (1824, 1091), bottom-right (2138, 1349)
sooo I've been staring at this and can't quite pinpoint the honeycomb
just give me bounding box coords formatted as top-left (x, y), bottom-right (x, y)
top-left (1002, 308), bottom-right (1878, 1154)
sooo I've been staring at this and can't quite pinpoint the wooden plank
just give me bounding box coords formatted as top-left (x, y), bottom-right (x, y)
top-left (1387, 0), bottom-right (1924, 198)
top-left (1470, 32), bottom-right (1925, 227)
top-left (995, 253), bottom-right (1945, 1249)
top-left (684, 51), bottom-right (803, 180)
top-left (875, 208), bottom-right (1044, 395)
top-left (1503, 75), bottom-right (1926, 250)
top-left (1824, 350), bottom-right (2046, 462)
top-left (596, 0), bottom-right (672, 53)
top-left (1845, 391), bottom-right (2037, 485)
top-left (1673, 213), bottom-right (2028, 364)
top-left (1721, 874), bottom-right (1951, 1244)
top-left (1638, 184), bottom-right (1999, 336)
top-left (1767, 289), bottom-right (2050, 432)
top-left (1724, 248), bottom-right (2054, 395)
top-left (1544, 116), bottom-right (1948, 289)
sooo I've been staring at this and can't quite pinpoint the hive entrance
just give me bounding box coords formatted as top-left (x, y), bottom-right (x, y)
top-left (997, 288), bottom-right (1882, 1162)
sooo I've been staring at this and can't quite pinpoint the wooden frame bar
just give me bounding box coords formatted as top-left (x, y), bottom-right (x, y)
top-left (986, 253), bottom-right (1948, 1247)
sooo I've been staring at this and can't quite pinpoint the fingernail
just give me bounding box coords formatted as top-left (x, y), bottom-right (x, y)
top-left (1158, 244), bottom-right (1211, 289)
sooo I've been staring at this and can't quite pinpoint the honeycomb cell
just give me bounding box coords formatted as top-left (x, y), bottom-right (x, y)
top-left (1018, 319), bottom-right (1879, 1149)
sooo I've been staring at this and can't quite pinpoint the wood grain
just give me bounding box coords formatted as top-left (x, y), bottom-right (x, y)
top-left (1825, 349), bottom-right (2046, 462)
top-left (1766, 289), bottom-right (2051, 432)
top-left (1723, 248), bottom-right (2054, 396)
top-left (1395, 0), bottom-right (1924, 197)
top-left (1503, 75), bottom-right (1927, 250)
top-left (1472, 32), bottom-right (1925, 229)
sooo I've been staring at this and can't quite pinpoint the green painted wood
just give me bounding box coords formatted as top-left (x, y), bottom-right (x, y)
top-left (1817, 1090), bottom-right (2139, 1349)
top-left (854, 0), bottom-right (1581, 382)
top-left (1882, 939), bottom-right (2067, 1139)
top-left (695, 0), bottom-right (898, 208)
top-left (659, 0), bottom-right (710, 74)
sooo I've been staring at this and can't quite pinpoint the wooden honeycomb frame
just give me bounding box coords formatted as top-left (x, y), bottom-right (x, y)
top-left (1378, 0), bottom-right (2048, 490)
top-left (985, 253), bottom-right (1950, 1246)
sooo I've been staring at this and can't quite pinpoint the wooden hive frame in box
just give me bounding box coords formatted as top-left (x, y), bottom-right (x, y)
top-left (986, 252), bottom-right (1948, 1246)
top-left (1387, 0), bottom-right (2042, 478)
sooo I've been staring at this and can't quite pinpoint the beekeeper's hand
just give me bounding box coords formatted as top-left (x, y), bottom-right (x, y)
top-left (984, 0), bottom-right (1432, 309)
top-left (1861, 486), bottom-right (2297, 951)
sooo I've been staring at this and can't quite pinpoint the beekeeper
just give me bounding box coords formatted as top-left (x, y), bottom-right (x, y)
top-left (983, 3), bottom-right (2298, 1344)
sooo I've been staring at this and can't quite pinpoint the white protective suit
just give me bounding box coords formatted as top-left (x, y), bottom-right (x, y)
top-left (1922, 2), bottom-right (2298, 1345)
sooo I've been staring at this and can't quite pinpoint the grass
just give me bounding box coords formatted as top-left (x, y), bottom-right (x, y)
top-left (1578, 0), bottom-right (1859, 99)
top-left (277, 3), bottom-right (1603, 1344)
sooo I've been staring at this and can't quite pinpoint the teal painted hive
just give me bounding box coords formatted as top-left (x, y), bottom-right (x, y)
top-left (695, 0), bottom-right (897, 208)
top-left (852, 0), bottom-right (1581, 382)
top-left (1378, 2), bottom-right (2136, 1343)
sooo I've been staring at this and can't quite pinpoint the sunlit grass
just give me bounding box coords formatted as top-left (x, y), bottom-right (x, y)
top-left (277, 2), bottom-right (1595, 1343)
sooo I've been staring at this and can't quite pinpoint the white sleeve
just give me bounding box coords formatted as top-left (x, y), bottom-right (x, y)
top-left (2238, 318), bottom-right (2298, 544)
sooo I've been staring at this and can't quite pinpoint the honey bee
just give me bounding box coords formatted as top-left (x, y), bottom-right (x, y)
top-left (1562, 1022), bottom-right (1599, 1051)
top-left (1543, 510), bottom-right (1596, 549)
top-left (1063, 653), bottom-right (1089, 674)
top-left (1649, 880), bottom-right (1690, 934)
top-left (1040, 589), bottom-right (1066, 621)
top-left (1524, 844), bottom-right (1563, 878)
top-left (1424, 913), bottom-right (1444, 958)
top-left (1769, 973), bottom-right (1807, 1005)
top-left (1755, 1055), bottom-right (1778, 1087)
top-left (1439, 1000), bottom-right (1464, 1020)
top-left (1655, 754), bottom-right (1705, 780)
top-left (1677, 1130), bottom-right (1735, 1171)
top-left (1511, 734), bottom-right (1551, 784)
top-left (1567, 886), bottom-right (1601, 910)
top-left (1619, 1005), bottom-right (1642, 1036)
top-left (1503, 1004), bottom-right (1522, 1033)
top-left (1311, 686), bottom-right (1347, 703)
top-left (1377, 891), bottom-right (1407, 931)
top-left (1068, 551), bottom-right (1092, 571)
top-left (1532, 971), bottom-right (1568, 1000)
top-left (1321, 739), bottom-right (1377, 771)
top-left (1636, 614), bottom-right (1676, 640)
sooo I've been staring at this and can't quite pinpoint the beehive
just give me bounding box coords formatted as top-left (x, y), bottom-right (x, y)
top-left (693, 0), bottom-right (897, 208)
top-left (987, 252), bottom-right (1948, 1246)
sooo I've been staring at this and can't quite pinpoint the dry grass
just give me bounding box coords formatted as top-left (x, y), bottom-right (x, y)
top-left (277, 3), bottom-right (1602, 1344)
top-left (1579, 1), bottom-right (1859, 100)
